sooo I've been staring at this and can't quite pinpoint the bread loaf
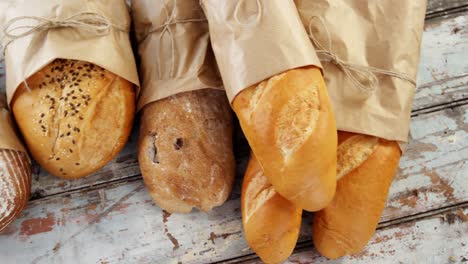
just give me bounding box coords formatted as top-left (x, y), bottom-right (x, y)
top-left (11, 59), bottom-right (135, 179)
top-left (138, 89), bottom-right (235, 213)
top-left (233, 67), bottom-right (337, 212)
top-left (242, 153), bottom-right (302, 263)
top-left (313, 131), bottom-right (401, 259)
top-left (0, 149), bottom-right (31, 232)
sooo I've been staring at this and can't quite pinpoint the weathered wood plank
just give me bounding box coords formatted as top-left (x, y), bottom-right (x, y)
top-left (427, 0), bottom-right (468, 18)
top-left (0, 104), bottom-right (466, 264)
top-left (1, 11), bottom-right (462, 200)
top-left (414, 13), bottom-right (468, 111)
top-left (382, 104), bottom-right (468, 222)
top-left (248, 207), bottom-right (468, 264)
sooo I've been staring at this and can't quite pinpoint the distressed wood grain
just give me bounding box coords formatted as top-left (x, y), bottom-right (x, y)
top-left (382, 104), bottom-right (468, 222)
top-left (247, 207), bottom-right (468, 264)
top-left (427, 0), bottom-right (468, 18)
top-left (0, 104), bottom-right (466, 264)
top-left (0, 10), bottom-right (462, 200)
top-left (415, 13), bottom-right (468, 111)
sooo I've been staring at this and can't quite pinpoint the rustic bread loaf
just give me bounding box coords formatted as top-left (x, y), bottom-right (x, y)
top-left (233, 67), bottom-right (337, 212)
top-left (138, 89), bottom-right (235, 213)
top-left (11, 59), bottom-right (135, 179)
top-left (0, 149), bottom-right (31, 232)
top-left (313, 131), bottom-right (401, 259)
top-left (242, 153), bottom-right (302, 263)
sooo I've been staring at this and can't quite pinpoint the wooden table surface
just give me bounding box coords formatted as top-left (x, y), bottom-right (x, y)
top-left (0, 0), bottom-right (467, 263)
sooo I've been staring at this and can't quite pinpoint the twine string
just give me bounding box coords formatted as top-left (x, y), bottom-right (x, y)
top-left (141, 0), bottom-right (206, 79)
top-left (1, 12), bottom-right (128, 54)
top-left (233, 0), bottom-right (263, 26)
top-left (307, 16), bottom-right (416, 94)
top-left (1, 12), bottom-right (128, 93)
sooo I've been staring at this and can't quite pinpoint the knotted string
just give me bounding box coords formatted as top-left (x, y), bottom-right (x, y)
top-left (233, 0), bottom-right (263, 26)
top-left (141, 0), bottom-right (206, 79)
top-left (1, 12), bottom-right (129, 54)
top-left (0, 12), bottom-right (128, 92)
top-left (307, 16), bottom-right (416, 94)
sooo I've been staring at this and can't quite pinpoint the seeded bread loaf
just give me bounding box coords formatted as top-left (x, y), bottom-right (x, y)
top-left (11, 59), bottom-right (135, 179)
top-left (138, 89), bottom-right (235, 213)
top-left (313, 131), bottom-right (401, 259)
top-left (242, 153), bottom-right (302, 263)
top-left (233, 67), bottom-right (337, 212)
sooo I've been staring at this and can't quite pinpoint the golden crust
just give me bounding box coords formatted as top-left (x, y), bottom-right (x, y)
top-left (313, 131), bottom-right (401, 259)
top-left (233, 66), bottom-right (337, 212)
top-left (12, 59), bottom-right (135, 179)
top-left (241, 154), bottom-right (302, 264)
top-left (336, 134), bottom-right (379, 180)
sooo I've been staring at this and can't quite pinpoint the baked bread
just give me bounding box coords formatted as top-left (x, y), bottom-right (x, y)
top-left (233, 67), bottom-right (337, 212)
top-left (242, 153), bottom-right (302, 263)
top-left (0, 91), bottom-right (32, 231)
top-left (138, 89), bottom-right (235, 213)
top-left (11, 59), bottom-right (135, 179)
top-left (313, 131), bottom-right (401, 259)
top-left (0, 149), bottom-right (31, 232)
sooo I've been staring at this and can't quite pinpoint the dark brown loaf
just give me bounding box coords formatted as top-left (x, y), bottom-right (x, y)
top-left (0, 149), bottom-right (31, 232)
top-left (242, 154), bottom-right (302, 264)
top-left (138, 89), bottom-right (235, 213)
top-left (11, 59), bottom-right (135, 179)
top-left (313, 131), bottom-right (401, 259)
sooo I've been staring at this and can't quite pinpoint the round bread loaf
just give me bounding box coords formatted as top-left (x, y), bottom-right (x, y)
top-left (0, 149), bottom-right (31, 232)
top-left (138, 89), bottom-right (235, 213)
top-left (313, 131), bottom-right (401, 259)
top-left (242, 153), bottom-right (302, 263)
top-left (11, 59), bottom-right (135, 179)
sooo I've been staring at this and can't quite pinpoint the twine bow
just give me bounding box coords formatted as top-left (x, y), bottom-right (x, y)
top-left (1, 12), bottom-right (129, 54)
top-left (307, 16), bottom-right (416, 94)
top-left (142, 0), bottom-right (206, 79)
top-left (233, 0), bottom-right (263, 26)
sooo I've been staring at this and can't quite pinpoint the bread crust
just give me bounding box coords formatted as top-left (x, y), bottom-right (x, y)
top-left (313, 131), bottom-right (401, 259)
top-left (0, 149), bottom-right (31, 232)
top-left (242, 154), bottom-right (302, 264)
top-left (233, 67), bottom-right (337, 211)
top-left (12, 59), bottom-right (135, 179)
top-left (138, 89), bottom-right (235, 213)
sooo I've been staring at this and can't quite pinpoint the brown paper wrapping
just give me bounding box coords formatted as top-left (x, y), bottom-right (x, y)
top-left (132, 0), bottom-right (223, 111)
top-left (200, 0), bottom-right (322, 103)
top-left (295, 0), bottom-right (427, 146)
top-left (0, 0), bottom-right (140, 105)
top-left (0, 92), bottom-right (26, 152)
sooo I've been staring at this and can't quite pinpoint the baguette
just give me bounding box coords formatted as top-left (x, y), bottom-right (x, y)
top-left (12, 59), bottom-right (135, 179)
top-left (138, 89), bottom-right (235, 213)
top-left (242, 153), bottom-right (302, 263)
top-left (233, 67), bottom-right (337, 212)
top-left (313, 131), bottom-right (401, 259)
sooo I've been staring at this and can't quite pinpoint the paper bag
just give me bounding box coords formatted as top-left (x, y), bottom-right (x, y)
top-left (295, 0), bottom-right (427, 146)
top-left (0, 90), bottom-right (26, 152)
top-left (0, 0), bottom-right (140, 105)
top-left (132, 0), bottom-right (223, 111)
top-left (200, 0), bottom-right (321, 102)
